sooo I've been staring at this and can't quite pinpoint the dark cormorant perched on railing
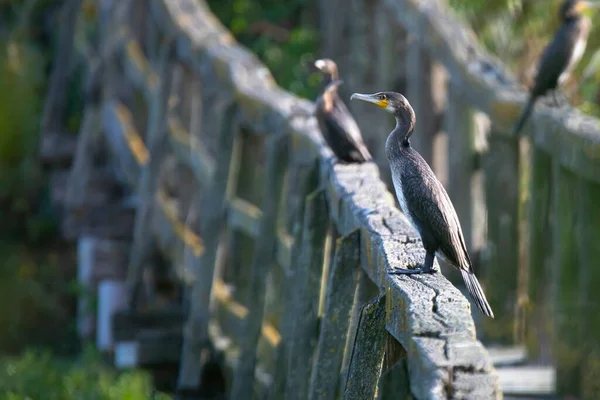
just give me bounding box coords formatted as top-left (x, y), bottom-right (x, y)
top-left (514, 0), bottom-right (599, 135)
top-left (351, 91), bottom-right (494, 318)
top-left (314, 59), bottom-right (372, 163)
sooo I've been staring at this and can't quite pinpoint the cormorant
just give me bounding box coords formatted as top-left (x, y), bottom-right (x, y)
top-left (514, 0), bottom-right (600, 135)
top-left (314, 59), bottom-right (372, 163)
top-left (351, 91), bottom-right (494, 318)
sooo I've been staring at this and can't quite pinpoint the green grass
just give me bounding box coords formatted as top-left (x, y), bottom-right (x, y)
top-left (0, 348), bottom-right (172, 400)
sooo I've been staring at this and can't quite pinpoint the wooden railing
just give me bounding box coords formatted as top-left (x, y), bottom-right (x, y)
top-left (46, 0), bottom-right (504, 398)
top-left (43, 0), bottom-right (600, 397)
top-left (317, 0), bottom-right (600, 396)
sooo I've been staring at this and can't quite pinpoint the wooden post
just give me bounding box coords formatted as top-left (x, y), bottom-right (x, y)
top-left (126, 40), bottom-right (174, 308)
top-left (526, 147), bottom-right (553, 364)
top-left (283, 190), bottom-right (330, 400)
top-left (179, 71), bottom-right (204, 308)
top-left (551, 163), bottom-right (581, 396)
top-left (405, 40), bottom-right (445, 168)
top-left (145, 3), bottom-right (159, 62)
top-left (339, 273), bottom-right (379, 395)
top-left (318, 224), bottom-right (339, 318)
top-left (577, 180), bottom-right (600, 399)
top-left (176, 104), bottom-right (240, 391)
top-left (317, 0), bottom-right (350, 74)
top-left (65, 104), bottom-right (102, 208)
top-left (444, 83), bottom-right (475, 284)
top-left (269, 209), bottom-right (305, 400)
top-left (515, 137), bottom-right (531, 344)
top-left (481, 133), bottom-right (520, 341)
top-left (40, 0), bottom-right (83, 137)
top-left (229, 134), bottom-right (289, 399)
top-left (131, 0), bottom-right (148, 52)
top-left (225, 129), bottom-right (266, 304)
top-left (308, 230), bottom-right (362, 400)
top-left (343, 294), bottom-right (387, 400)
top-left (269, 161), bottom-right (320, 400)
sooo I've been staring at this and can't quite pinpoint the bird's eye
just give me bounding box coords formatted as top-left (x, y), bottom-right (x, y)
top-left (379, 94), bottom-right (386, 100)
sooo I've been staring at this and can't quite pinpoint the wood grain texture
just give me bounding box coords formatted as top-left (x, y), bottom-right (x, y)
top-left (283, 189), bottom-right (329, 400)
top-left (126, 39), bottom-right (174, 308)
top-left (230, 134), bottom-right (289, 399)
top-left (308, 230), bottom-right (362, 400)
top-left (481, 135), bottom-right (520, 343)
top-left (176, 104), bottom-right (240, 390)
top-left (343, 294), bottom-right (387, 400)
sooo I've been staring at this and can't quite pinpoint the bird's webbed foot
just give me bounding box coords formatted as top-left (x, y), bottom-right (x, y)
top-left (551, 90), bottom-right (569, 108)
top-left (552, 91), bottom-right (560, 107)
top-left (389, 265), bottom-right (435, 275)
top-left (389, 252), bottom-right (436, 275)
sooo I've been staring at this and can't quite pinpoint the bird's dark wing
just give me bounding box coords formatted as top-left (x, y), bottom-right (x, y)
top-left (321, 96), bottom-right (372, 162)
top-left (400, 151), bottom-right (471, 272)
top-left (532, 22), bottom-right (581, 96)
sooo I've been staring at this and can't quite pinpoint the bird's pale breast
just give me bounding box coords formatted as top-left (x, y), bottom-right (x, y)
top-left (561, 36), bottom-right (587, 84)
top-left (391, 169), bottom-right (421, 239)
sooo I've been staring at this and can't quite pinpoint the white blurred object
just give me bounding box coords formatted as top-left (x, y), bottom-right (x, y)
top-left (76, 237), bottom-right (94, 339)
top-left (114, 341), bottom-right (139, 369)
top-left (96, 280), bottom-right (127, 351)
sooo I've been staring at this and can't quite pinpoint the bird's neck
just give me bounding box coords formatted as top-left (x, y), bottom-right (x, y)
top-left (564, 13), bottom-right (584, 24)
top-left (386, 117), bottom-right (414, 158)
top-left (323, 71), bottom-right (339, 86)
top-left (322, 89), bottom-right (338, 112)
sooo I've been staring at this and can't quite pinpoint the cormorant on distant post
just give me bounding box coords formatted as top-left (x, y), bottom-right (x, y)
top-left (351, 91), bottom-right (494, 318)
top-left (514, 0), bottom-right (600, 135)
top-left (314, 59), bottom-right (372, 163)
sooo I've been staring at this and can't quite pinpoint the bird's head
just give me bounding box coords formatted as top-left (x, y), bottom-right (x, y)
top-left (561, 0), bottom-right (600, 20)
top-left (350, 91), bottom-right (416, 142)
top-left (314, 58), bottom-right (339, 82)
top-left (350, 91), bottom-right (413, 119)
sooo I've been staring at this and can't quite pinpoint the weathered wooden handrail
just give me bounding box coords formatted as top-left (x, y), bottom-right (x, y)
top-left (317, 0), bottom-right (600, 396)
top-left (72, 0), bottom-right (502, 398)
top-left (41, 0), bottom-right (600, 396)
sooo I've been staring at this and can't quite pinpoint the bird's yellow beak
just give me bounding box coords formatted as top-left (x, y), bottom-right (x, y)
top-left (350, 93), bottom-right (388, 109)
top-left (578, 1), bottom-right (600, 12)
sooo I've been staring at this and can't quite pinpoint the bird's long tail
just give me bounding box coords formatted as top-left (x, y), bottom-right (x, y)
top-left (513, 94), bottom-right (537, 136)
top-left (461, 269), bottom-right (494, 318)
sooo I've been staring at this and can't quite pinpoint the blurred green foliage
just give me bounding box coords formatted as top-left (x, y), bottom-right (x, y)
top-left (0, 36), bottom-right (57, 241)
top-left (0, 348), bottom-right (172, 400)
top-left (0, 240), bottom-right (78, 354)
top-left (207, 0), bottom-right (322, 99)
top-left (0, 1), bottom-right (74, 358)
top-left (450, 0), bottom-right (600, 115)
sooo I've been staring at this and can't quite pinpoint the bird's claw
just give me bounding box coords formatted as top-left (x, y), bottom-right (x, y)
top-left (550, 91), bottom-right (569, 108)
top-left (389, 265), bottom-right (435, 275)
